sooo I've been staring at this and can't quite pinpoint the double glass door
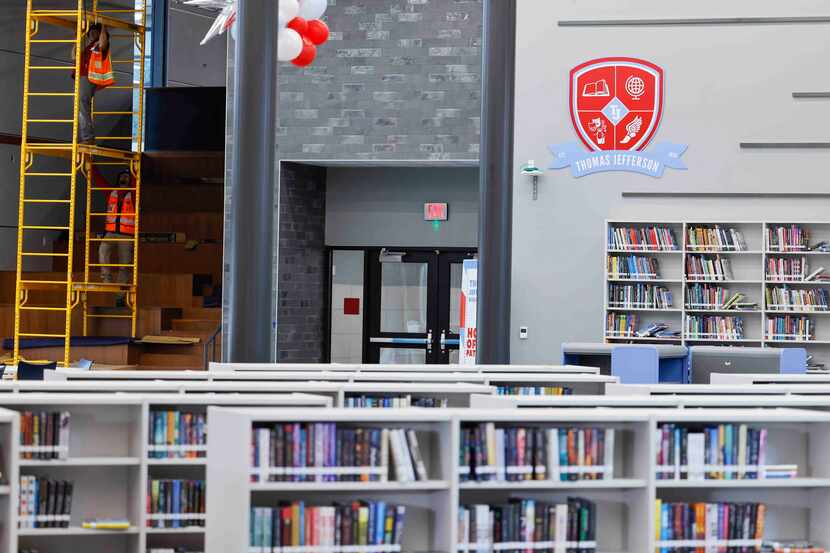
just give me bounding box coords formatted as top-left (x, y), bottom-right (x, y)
top-left (365, 249), bottom-right (475, 364)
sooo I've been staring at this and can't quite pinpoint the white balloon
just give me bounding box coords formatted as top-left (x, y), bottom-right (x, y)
top-left (298, 0), bottom-right (327, 20)
top-left (277, 28), bottom-right (303, 61)
top-left (279, 0), bottom-right (300, 21)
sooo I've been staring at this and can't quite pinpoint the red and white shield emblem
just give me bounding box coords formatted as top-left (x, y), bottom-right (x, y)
top-left (569, 57), bottom-right (664, 152)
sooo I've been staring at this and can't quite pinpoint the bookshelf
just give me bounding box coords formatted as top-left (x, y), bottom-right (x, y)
top-left (206, 406), bottom-right (830, 553)
top-left (0, 393), bottom-right (330, 553)
top-left (0, 408), bottom-right (19, 553)
top-left (606, 221), bottom-right (830, 367)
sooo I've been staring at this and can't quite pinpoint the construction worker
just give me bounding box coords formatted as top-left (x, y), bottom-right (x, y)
top-left (99, 171), bottom-right (135, 305)
top-left (71, 23), bottom-right (110, 145)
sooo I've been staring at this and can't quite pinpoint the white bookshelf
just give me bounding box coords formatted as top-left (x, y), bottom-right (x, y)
top-left (0, 393), bottom-right (330, 553)
top-left (208, 363), bottom-right (601, 375)
top-left (0, 408), bottom-right (19, 553)
top-left (710, 372), bottom-right (830, 385)
top-left (206, 406), bottom-right (830, 553)
top-left (605, 220), bottom-right (830, 366)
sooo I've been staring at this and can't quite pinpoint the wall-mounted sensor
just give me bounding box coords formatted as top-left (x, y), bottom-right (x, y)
top-left (519, 326), bottom-right (529, 340)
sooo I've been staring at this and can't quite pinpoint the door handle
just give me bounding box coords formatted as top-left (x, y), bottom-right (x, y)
top-left (426, 329), bottom-right (433, 353)
top-left (440, 330), bottom-right (446, 353)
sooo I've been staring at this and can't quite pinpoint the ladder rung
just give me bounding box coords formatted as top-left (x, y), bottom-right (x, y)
top-left (92, 187), bottom-right (137, 191)
top-left (27, 119), bottom-right (73, 123)
top-left (93, 111), bottom-right (137, 115)
top-left (111, 60), bottom-right (140, 64)
top-left (28, 93), bottom-right (75, 97)
top-left (97, 137), bottom-right (133, 140)
top-left (25, 173), bottom-right (73, 177)
top-left (89, 212), bottom-right (134, 216)
top-left (89, 263), bottom-right (134, 267)
top-left (20, 225), bottom-right (69, 230)
top-left (21, 252), bottom-right (69, 257)
top-left (31, 39), bottom-right (76, 43)
top-left (86, 314), bottom-right (133, 319)
top-left (92, 162), bottom-right (132, 166)
top-left (21, 280), bottom-right (68, 284)
top-left (20, 306), bottom-right (68, 311)
top-left (18, 333), bottom-right (66, 338)
top-left (23, 199), bottom-right (71, 204)
top-left (88, 237), bottom-right (135, 242)
top-left (108, 86), bottom-right (140, 90)
top-left (22, 225), bottom-right (70, 230)
top-left (30, 66), bottom-right (73, 70)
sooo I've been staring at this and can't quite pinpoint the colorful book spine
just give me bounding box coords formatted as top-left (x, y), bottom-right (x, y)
top-left (146, 479), bottom-right (205, 529)
top-left (148, 410), bottom-right (207, 459)
top-left (607, 283), bottom-right (673, 309)
top-left (249, 501), bottom-right (406, 551)
top-left (495, 386), bottom-right (573, 396)
top-left (685, 315), bottom-right (745, 340)
top-left (766, 286), bottom-right (830, 311)
top-left (685, 255), bottom-right (733, 281)
top-left (608, 226), bottom-right (679, 251)
top-left (686, 225), bottom-right (747, 252)
top-left (458, 497), bottom-right (596, 551)
top-left (605, 312), bottom-right (639, 337)
top-left (766, 315), bottom-right (814, 341)
top-left (766, 257), bottom-right (807, 282)
top-left (606, 255), bottom-right (661, 279)
top-left (655, 424), bottom-right (777, 481)
top-left (19, 411), bottom-right (70, 460)
top-left (767, 225), bottom-right (808, 252)
top-left (343, 396), bottom-right (449, 408)
top-left (250, 424), bottom-right (426, 483)
top-left (17, 476), bottom-right (73, 529)
top-left (460, 425), bottom-right (614, 482)
top-left (654, 500), bottom-right (765, 551)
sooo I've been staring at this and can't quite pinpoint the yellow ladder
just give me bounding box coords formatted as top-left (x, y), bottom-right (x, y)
top-left (14, 0), bottom-right (147, 368)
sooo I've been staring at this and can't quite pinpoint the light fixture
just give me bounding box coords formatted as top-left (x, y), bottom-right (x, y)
top-left (520, 160), bottom-right (544, 200)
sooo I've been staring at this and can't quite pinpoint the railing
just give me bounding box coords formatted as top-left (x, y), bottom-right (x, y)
top-left (203, 323), bottom-right (222, 370)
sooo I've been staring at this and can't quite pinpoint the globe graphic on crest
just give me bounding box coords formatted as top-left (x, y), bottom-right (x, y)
top-left (625, 75), bottom-right (645, 99)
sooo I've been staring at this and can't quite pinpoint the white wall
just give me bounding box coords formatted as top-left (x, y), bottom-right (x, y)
top-left (511, 1), bottom-right (830, 362)
top-left (325, 166), bottom-right (479, 248)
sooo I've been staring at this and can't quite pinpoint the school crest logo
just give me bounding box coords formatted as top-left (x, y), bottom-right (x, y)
top-left (550, 57), bottom-right (687, 178)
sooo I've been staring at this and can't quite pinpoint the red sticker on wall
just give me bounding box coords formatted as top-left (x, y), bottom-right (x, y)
top-left (344, 298), bottom-right (360, 315)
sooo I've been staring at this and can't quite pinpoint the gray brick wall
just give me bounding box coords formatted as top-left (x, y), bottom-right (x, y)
top-left (277, 0), bottom-right (483, 160)
top-left (276, 162), bottom-right (328, 362)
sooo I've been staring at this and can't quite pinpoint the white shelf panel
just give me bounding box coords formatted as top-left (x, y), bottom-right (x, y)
top-left (607, 249), bottom-right (681, 254)
top-left (19, 456), bottom-right (141, 467)
top-left (606, 278), bottom-right (682, 283)
top-left (459, 478), bottom-right (646, 490)
top-left (655, 477), bottom-right (830, 488)
top-left (17, 525), bottom-right (140, 536)
top-left (685, 250), bottom-right (763, 254)
top-left (605, 336), bottom-right (682, 342)
top-left (250, 480), bottom-right (450, 492)
top-left (605, 307), bottom-right (682, 312)
top-left (683, 338), bottom-right (762, 343)
top-left (685, 309), bottom-right (761, 314)
top-left (684, 279), bottom-right (762, 284)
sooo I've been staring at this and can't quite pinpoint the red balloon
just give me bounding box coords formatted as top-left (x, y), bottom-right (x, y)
top-left (305, 19), bottom-right (329, 46)
top-left (286, 17), bottom-right (308, 35)
top-left (292, 38), bottom-right (317, 67)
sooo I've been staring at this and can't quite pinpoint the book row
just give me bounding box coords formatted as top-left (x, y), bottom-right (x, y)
top-left (762, 542), bottom-right (825, 553)
top-left (19, 410), bottom-right (70, 460)
top-left (766, 286), bottom-right (830, 311)
top-left (686, 226), bottom-right (747, 252)
top-left (459, 425), bottom-right (614, 482)
top-left (343, 396), bottom-right (448, 408)
top-left (495, 385), bottom-right (573, 396)
top-left (655, 423), bottom-right (791, 481)
top-left (655, 500), bottom-right (765, 552)
top-left (766, 315), bottom-right (814, 341)
top-left (250, 424), bottom-right (429, 483)
top-left (605, 313), bottom-right (638, 337)
top-left (766, 257), bottom-right (808, 281)
top-left (147, 479), bottom-right (206, 529)
top-left (685, 315), bottom-right (745, 340)
top-left (457, 498), bottom-right (596, 553)
top-left (608, 226), bottom-right (679, 251)
top-left (249, 501), bottom-right (407, 552)
top-left (608, 283), bottom-right (674, 309)
top-left (607, 255), bottom-right (661, 279)
top-left (767, 225), bottom-right (808, 252)
top-left (149, 410), bottom-right (207, 459)
top-left (18, 476), bottom-right (73, 529)
top-left (686, 255), bottom-right (733, 281)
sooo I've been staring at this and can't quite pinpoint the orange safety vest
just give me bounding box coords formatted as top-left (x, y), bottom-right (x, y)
top-left (87, 45), bottom-right (114, 88)
top-left (105, 191), bottom-right (135, 235)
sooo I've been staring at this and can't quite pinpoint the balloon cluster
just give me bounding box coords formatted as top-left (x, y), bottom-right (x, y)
top-left (277, 0), bottom-right (330, 67)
